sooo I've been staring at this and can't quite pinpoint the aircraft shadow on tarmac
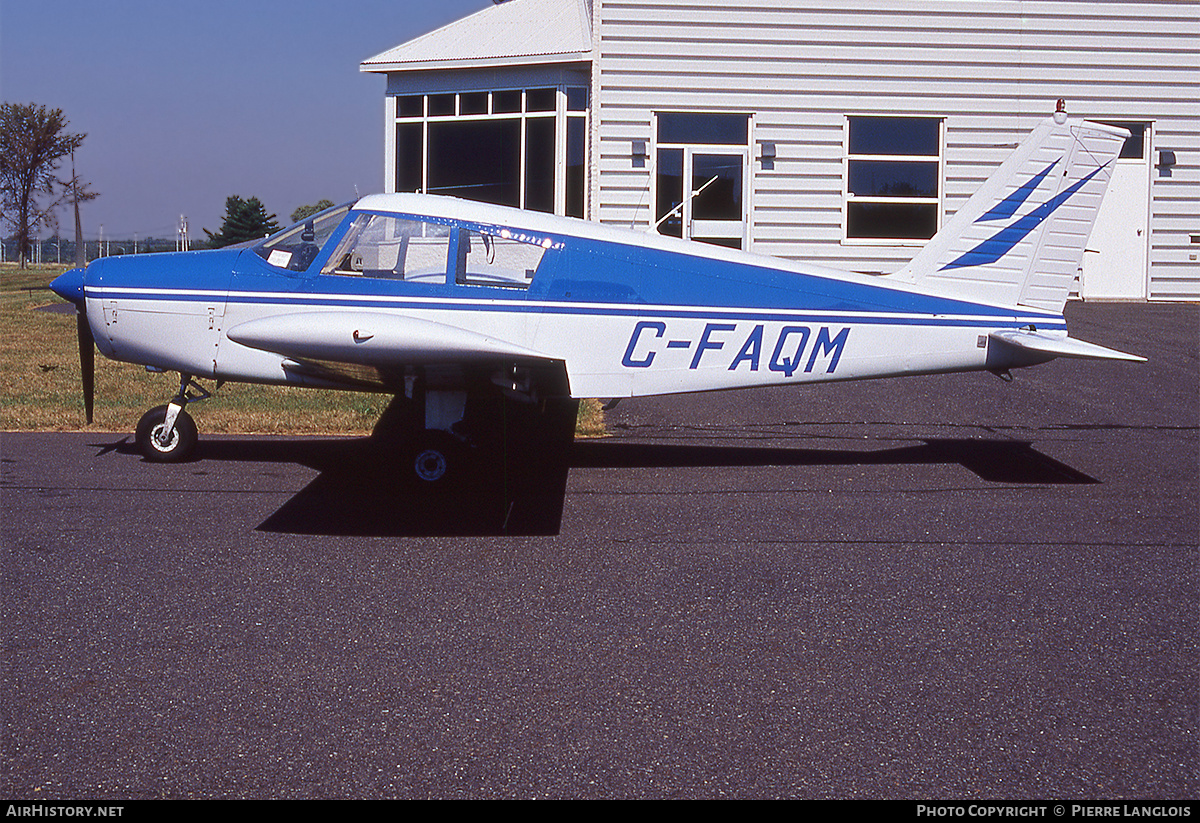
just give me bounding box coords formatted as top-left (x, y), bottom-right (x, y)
top-left (101, 435), bottom-right (1096, 537)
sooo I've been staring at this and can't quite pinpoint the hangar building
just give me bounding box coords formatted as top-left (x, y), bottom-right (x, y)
top-left (361, 0), bottom-right (1199, 301)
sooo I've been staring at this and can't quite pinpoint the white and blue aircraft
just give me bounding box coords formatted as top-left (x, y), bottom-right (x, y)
top-left (51, 111), bottom-right (1142, 483)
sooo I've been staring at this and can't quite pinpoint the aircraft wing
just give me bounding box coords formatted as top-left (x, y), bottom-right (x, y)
top-left (225, 311), bottom-right (569, 396)
top-left (227, 311), bottom-right (545, 365)
top-left (226, 310), bottom-right (554, 381)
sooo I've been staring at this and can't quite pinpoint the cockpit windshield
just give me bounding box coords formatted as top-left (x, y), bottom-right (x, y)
top-left (253, 200), bottom-right (354, 272)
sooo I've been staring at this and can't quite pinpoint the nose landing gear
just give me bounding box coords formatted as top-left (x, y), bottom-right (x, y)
top-left (135, 374), bottom-right (209, 463)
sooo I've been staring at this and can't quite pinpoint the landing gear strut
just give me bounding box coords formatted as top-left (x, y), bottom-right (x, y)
top-left (372, 386), bottom-right (469, 488)
top-left (135, 373), bottom-right (209, 462)
top-left (372, 376), bottom-right (577, 495)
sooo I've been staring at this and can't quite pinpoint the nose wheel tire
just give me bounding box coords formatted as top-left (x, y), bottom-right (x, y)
top-left (135, 405), bottom-right (198, 463)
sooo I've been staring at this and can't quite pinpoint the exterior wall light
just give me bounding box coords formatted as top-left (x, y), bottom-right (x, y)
top-left (760, 141), bottom-right (776, 170)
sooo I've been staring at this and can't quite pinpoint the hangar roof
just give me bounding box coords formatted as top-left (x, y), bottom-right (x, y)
top-left (360, 0), bottom-right (592, 73)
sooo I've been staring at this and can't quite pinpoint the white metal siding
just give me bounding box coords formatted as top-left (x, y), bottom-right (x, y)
top-left (593, 0), bottom-right (1199, 298)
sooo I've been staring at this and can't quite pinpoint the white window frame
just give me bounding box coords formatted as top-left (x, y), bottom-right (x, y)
top-left (842, 115), bottom-right (945, 246)
top-left (389, 87), bottom-right (588, 218)
top-left (650, 111), bottom-right (754, 251)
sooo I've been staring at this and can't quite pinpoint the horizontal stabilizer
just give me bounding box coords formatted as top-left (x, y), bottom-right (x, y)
top-left (989, 329), bottom-right (1145, 362)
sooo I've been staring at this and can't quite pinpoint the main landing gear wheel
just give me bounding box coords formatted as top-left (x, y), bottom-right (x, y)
top-left (408, 431), bottom-right (463, 487)
top-left (135, 404), bottom-right (198, 463)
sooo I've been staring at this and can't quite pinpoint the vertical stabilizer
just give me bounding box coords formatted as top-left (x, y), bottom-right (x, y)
top-left (888, 114), bottom-right (1128, 313)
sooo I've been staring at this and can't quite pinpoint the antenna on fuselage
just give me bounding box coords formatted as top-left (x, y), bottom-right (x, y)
top-left (651, 174), bottom-right (719, 233)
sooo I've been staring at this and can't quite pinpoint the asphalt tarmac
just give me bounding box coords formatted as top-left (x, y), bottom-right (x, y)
top-left (2, 303), bottom-right (1196, 799)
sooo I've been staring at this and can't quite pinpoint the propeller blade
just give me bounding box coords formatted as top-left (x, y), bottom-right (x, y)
top-left (69, 150), bottom-right (91, 422)
top-left (76, 308), bottom-right (95, 424)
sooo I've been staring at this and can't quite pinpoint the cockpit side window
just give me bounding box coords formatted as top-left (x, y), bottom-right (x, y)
top-left (254, 201), bottom-right (352, 272)
top-left (322, 214), bottom-right (452, 282)
top-left (454, 227), bottom-right (560, 289)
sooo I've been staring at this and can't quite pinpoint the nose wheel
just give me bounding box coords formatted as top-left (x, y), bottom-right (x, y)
top-left (135, 404), bottom-right (198, 462)
top-left (134, 373), bottom-right (208, 463)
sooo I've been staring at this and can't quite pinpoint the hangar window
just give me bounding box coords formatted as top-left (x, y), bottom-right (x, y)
top-left (1099, 121), bottom-right (1147, 159)
top-left (393, 87), bottom-right (588, 219)
top-left (322, 214), bottom-right (451, 282)
top-left (844, 116), bottom-right (943, 242)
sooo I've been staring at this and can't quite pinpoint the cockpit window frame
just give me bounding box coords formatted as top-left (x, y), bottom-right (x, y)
top-left (453, 224), bottom-right (563, 290)
top-left (320, 211), bottom-right (458, 282)
top-left (316, 209), bottom-right (563, 291)
top-left (253, 200), bottom-right (356, 273)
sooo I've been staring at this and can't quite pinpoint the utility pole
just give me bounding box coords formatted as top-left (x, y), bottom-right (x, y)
top-left (72, 150), bottom-right (85, 267)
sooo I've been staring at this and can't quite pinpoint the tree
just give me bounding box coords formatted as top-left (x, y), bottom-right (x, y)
top-left (203, 195), bottom-right (280, 248)
top-left (1, 103), bottom-right (93, 268)
top-left (291, 199), bottom-right (334, 224)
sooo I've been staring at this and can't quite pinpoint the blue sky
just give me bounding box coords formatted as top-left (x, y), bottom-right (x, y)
top-left (1, 0), bottom-right (493, 242)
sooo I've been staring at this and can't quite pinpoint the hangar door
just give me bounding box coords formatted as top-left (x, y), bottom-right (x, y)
top-left (1080, 123), bottom-right (1151, 300)
top-left (654, 112), bottom-right (750, 250)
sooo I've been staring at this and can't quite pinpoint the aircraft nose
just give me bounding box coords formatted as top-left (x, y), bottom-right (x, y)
top-left (50, 266), bottom-right (86, 306)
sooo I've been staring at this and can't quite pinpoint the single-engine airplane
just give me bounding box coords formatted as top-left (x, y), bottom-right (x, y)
top-left (51, 110), bottom-right (1143, 484)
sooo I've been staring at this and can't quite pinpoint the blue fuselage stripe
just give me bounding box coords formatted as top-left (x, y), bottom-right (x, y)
top-left (88, 287), bottom-right (1066, 330)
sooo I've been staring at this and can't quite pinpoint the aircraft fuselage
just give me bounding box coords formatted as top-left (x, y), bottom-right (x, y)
top-left (50, 115), bottom-right (1142, 467)
top-left (77, 193), bottom-right (1060, 400)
